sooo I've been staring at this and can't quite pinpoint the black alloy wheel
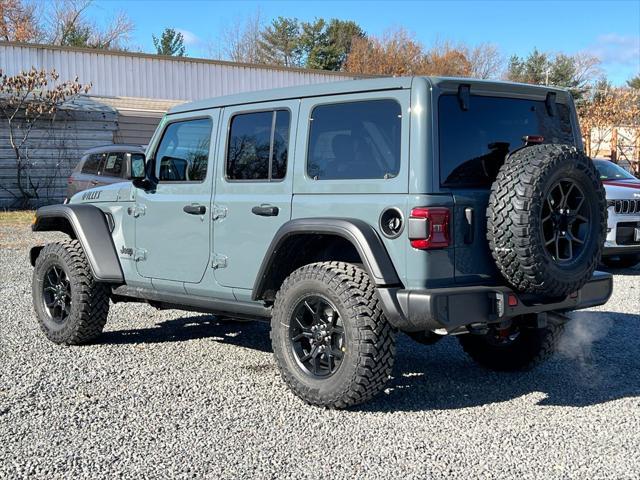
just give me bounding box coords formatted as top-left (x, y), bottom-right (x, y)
top-left (289, 295), bottom-right (345, 377)
top-left (541, 179), bottom-right (591, 263)
top-left (42, 264), bottom-right (72, 324)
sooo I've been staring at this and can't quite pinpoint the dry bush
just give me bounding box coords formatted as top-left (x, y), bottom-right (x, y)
top-left (0, 68), bottom-right (91, 206)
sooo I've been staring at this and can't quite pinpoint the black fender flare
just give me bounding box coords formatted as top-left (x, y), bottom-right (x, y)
top-left (31, 204), bottom-right (124, 283)
top-left (252, 218), bottom-right (401, 301)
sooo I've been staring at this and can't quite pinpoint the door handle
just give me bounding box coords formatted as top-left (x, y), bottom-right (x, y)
top-left (251, 205), bottom-right (279, 217)
top-left (183, 204), bottom-right (206, 215)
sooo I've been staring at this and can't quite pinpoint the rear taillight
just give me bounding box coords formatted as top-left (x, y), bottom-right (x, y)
top-left (523, 135), bottom-right (544, 145)
top-left (408, 207), bottom-right (450, 249)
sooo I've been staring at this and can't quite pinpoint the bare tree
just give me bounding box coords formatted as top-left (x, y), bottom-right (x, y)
top-left (0, 0), bottom-right (41, 42)
top-left (572, 52), bottom-right (603, 89)
top-left (45, 0), bottom-right (133, 50)
top-left (211, 9), bottom-right (264, 63)
top-left (467, 42), bottom-right (504, 79)
top-left (0, 68), bottom-right (91, 206)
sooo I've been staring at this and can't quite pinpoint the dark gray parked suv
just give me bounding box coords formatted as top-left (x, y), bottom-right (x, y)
top-left (66, 144), bottom-right (146, 200)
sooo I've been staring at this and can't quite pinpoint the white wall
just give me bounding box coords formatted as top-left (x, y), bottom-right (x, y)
top-left (0, 42), bottom-right (356, 101)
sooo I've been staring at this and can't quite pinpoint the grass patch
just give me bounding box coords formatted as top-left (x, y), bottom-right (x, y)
top-left (0, 210), bottom-right (36, 226)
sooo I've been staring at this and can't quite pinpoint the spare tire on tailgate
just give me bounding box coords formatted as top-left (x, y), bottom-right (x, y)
top-left (487, 144), bottom-right (606, 297)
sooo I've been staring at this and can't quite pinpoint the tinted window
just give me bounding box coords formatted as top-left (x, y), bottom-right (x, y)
top-left (439, 94), bottom-right (574, 188)
top-left (81, 154), bottom-right (103, 174)
top-left (102, 152), bottom-right (125, 177)
top-left (156, 118), bottom-right (212, 182)
top-left (226, 110), bottom-right (290, 181)
top-left (272, 111), bottom-right (290, 180)
top-left (307, 99), bottom-right (401, 180)
top-left (593, 160), bottom-right (636, 180)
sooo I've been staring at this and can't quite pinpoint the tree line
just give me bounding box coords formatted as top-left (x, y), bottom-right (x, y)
top-left (2, 0), bottom-right (638, 94)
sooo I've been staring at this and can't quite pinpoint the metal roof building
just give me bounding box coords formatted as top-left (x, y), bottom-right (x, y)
top-left (0, 42), bottom-right (358, 206)
top-left (0, 42), bottom-right (358, 143)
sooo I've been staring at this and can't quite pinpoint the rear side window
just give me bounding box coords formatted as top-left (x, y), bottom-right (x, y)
top-left (226, 110), bottom-right (291, 181)
top-left (438, 94), bottom-right (574, 188)
top-left (156, 118), bottom-right (212, 182)
top-left (102, 153), bottom-right (125, 177)
top-left (81, 154), bottom-right (103, 174)
top-left (307, 99), bottom-right (402, 180)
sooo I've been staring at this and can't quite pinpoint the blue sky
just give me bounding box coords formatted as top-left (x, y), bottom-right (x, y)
top-left (91, 0), bottom-right (640, 84)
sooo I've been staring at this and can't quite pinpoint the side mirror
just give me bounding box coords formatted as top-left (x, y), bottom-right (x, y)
top-left (132, 154), bottom-right (158, 192)
top-left (130, 153), bottom-right (146, 180)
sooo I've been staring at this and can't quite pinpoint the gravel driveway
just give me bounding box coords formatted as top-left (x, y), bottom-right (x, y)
top-left (1, 220), bottom-right (639, 479)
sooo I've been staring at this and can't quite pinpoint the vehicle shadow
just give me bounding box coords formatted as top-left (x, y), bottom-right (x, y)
top-left (98, 314), bottom-right (272, 353)
top-left (98, 310), bottom-right (640, 412)
top-left (598, 265), bottom-right (640, 276)
top-left (358, 310), bottom-right (640, 412)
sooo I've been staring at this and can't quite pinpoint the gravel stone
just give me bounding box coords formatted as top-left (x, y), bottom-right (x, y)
top-left (1, 224), bottom-right (639, 479)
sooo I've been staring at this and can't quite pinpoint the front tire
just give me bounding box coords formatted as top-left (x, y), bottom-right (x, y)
top-left (32, 240), bottom-right (110, 345)
top-left (271, 262), bottom-right (396, 408)
top-left (458, 321), bottom-right (564, 372)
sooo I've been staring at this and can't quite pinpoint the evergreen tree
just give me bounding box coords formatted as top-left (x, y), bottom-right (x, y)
top-left (627, 75), bottom-right (640, 89)
top-left (153, 28), bottom-right (186, 56)
top-left (258, 17), bottom-right (302, 67)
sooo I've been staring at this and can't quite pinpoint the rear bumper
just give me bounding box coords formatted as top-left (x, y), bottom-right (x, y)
top-left (603, 245), bottom-right (640, 256)
top-left (379, 271), bottom-right (613, 333)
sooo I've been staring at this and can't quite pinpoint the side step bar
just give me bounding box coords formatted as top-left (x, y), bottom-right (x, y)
top-left (111, 285), bottom-right (272, 320)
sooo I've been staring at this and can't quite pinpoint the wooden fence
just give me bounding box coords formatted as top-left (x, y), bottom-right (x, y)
top-left (585, 126), bottom-right (640, 174)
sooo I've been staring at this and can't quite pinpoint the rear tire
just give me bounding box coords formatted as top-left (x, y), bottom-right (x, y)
top-left (32, 240), bottom-right (110, 345)
top-left (271, 261), bottom-right (396, 408)
top-left (602, 254), bottom-right (640, 269)
top-left (458, 321), bottom-right (564, 372)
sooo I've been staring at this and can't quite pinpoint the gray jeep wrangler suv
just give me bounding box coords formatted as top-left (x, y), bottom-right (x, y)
top-left (30, 77), bottom-right (613, 408)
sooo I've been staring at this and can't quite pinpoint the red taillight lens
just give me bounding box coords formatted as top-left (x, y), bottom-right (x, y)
top-left (408, 207), bottom-right (450, 249)
top-left (523, 135), bottom-right (544, 145)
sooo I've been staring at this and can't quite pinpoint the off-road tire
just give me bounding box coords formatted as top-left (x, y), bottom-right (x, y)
top-left (406, 330), bottom-right (443, 346)
top-left (32, 240), bottom-right (110, 345)
top-left (458, 322), bottom-right (565, 372)
top-left (602, 254), bottom-right (640, 269)
top-left (271, 261), bottom-right (396, 408)
top-left (487, 144), bottom-right (606, 297)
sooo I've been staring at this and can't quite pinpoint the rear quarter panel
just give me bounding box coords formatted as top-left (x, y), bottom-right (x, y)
top-left (291, 85), bottom-right (455, 289)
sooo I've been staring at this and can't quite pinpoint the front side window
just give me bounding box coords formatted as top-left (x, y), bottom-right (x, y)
top-left (155, 118), bottom-right (212, 182)
top-left (102, 153), bottom-right (125, 177)
top-left (438, 94), bottom-right (575, 188)
top-left (307, 99), bottom-right (402, 180)
top-left (226, 110), bottom-right (291, 181)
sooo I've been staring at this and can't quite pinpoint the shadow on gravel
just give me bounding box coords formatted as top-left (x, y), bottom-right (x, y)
top-left (598, 266), bottom-right (640, 277)
top-left (357, 310), bottom-right (640, 413)
top-left (98, 310), bottom-right (640, 413)
top-left (98, 314), bottom-right (272, 353)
